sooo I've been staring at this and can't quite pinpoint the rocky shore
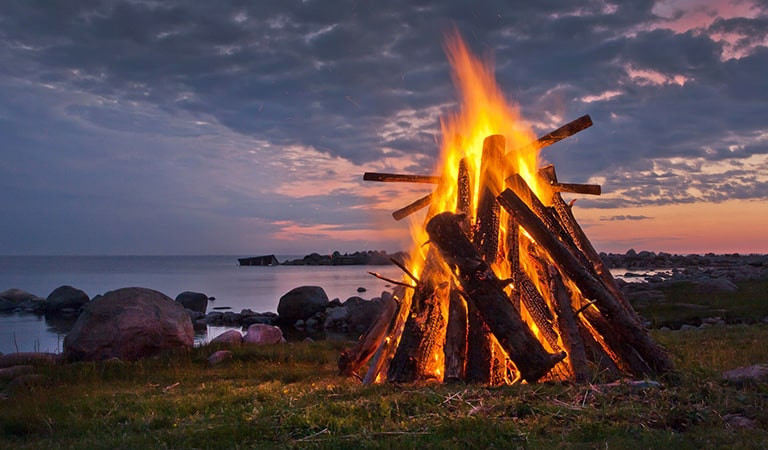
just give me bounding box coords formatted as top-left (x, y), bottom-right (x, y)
top-left (281, 250), bottom-right (407, 266)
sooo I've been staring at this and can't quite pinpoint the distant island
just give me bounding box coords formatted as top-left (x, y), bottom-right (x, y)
top-left (239, 250), bottom-right (408, 266)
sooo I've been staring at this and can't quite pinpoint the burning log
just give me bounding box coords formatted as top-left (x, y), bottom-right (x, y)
top-left (551, 182), bottom-right (601, 196)
top-left (467, 135), bottom-right (508, 384)
top-left (363, 172), bottom-right (441, 184)
top-left (538, 165), bottom-right (641, 324)
top-left (392, 193), bottom-right (433, 221)
top-left (426, 212), bottom-right (566, 383)
top-left (363, 287), bottom-right (412, 384)
top-left (548, 266), bottom-right (591, 383)
top-left (507, 115), bottom-right (593, 155)
top-left (496, 189), bottom-right (674, 374)
top-left (338, 291), bottom-right (399, 377)
top-left (387, 276), bottom-right (450, 382)
top-left (443, 287), bottom-right (468, 381)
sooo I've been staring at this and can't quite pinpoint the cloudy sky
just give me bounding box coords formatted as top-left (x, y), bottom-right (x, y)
top-left (0, 0), bottom-right (766, 256)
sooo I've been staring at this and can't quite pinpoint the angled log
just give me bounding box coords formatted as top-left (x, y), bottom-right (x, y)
top-left (364, 172), bottom-right (441, 184)
top-left (426, 212), bottom-right (566, 383)
top-left (508, 115), bottom-right (593, 155)
top-left (551, 182), bottom-right (601, 196)
top-left (517, 270), bottom-right (560, 352)
top-left (443, 287), bottom-right (468, 381)
top-left (497, 189), bottom-right (674, 374)
top-left (338, 291), bottom-right (399, 377)
top-left (548, 266), bottom-right (592, 383)
top-left (506, 215), bottom-right (521, 311)
top-left (538, 165), bottom-right (641, 324)
top-left (392, 193), bottom-right (433, 221)
top-left (363, 287), bottom-right (412, 384)
top-left (506, 174), bottom-right (595, 273)
top-left (456, 157), bottom-right (473, 234)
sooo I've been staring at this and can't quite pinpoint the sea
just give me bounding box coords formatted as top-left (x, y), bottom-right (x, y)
top-left (0, 255), bottom-right (403, 354)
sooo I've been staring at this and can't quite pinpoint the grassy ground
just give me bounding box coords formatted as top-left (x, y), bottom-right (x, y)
top-left (634, 279), bottom-right (768, 328)
top-left (2, 281), bottom-right (768, 448)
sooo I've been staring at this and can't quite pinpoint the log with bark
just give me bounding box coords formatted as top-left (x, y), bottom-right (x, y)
top-left (426, 212), bottom-right (566, 383)
top-left (507, 115), bottom-right (593, 155)
top-left (363, 172), bottom-right (441, 184)
top-left (466, 135), bottom-right (508, 384)
top-left (363, 287), bottom-right (412, 384)
top-left (496, 188), bottom-right (674, 374)
top-left (338, 291), bottom-right (400, 377)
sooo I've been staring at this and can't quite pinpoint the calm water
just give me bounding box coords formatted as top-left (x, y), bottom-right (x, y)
top-left (0, 255), bottom-right (402, 354)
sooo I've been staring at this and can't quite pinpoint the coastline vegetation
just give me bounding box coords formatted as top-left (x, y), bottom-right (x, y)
top-left (2, 280), bottom-right (768, 448)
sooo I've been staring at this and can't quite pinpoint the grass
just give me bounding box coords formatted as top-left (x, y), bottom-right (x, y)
top-left (2, 281), bottom-right (768, 448)
top-left (633, 279), bottom-right (768, 328)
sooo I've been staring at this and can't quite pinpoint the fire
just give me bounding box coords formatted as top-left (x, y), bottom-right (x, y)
top-left (404, 31), bottom-right (563, 382)
top-left (407, 31), bottom-right (550, 277)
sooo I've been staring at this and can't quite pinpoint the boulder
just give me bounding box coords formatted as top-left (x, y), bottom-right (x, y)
top-left (0, 289), bottom-right (44, 313)
top-left (243, 324), bottom-right (285, 345)
top-left (277, 286), bottom-right (329, 323)
top-left (63, 287), bottom-right (194, 361)
top-left (208, 350), bottom-right (233, 366)
top-left (346, 299), bottom-right (385, 333)
top-left (208, 330), bottom-right (243, 346)
top-left (45, 285), bottom-right (90, 316)
top-left (175, 291), bottom-right (209, 314)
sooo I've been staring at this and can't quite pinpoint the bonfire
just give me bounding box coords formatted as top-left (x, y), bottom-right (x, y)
top-left (339, 31), bottom-right (672, 385)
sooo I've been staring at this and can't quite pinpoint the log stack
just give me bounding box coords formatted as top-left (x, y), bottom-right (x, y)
top-left (339, 115), bottom-right (673, 384)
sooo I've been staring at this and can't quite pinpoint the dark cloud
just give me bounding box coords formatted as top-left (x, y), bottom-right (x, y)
top-left (0, 0), bottom-right (766, 253)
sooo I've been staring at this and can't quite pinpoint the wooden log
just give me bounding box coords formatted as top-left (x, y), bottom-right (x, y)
top-left (364, 172), bottom-right (441, 184)
top-left (551, 182), bottom-right (601, 196)
top-left (506, 215), bottom-right (521, 311)
top-left (538, 165), bottom-right (641, 324)
top-left (517, 270), bottom-right (560, 352)
top-left (456, 157), bottom-right (473, 234)
top-left (387, 275), bottom-right (450, 382)
top-left (508, 115), bottom-right (593, 155)
top-left (506, 174), bottom-right (595, 273)
top-left (497, 189), bottom-right (674, 374)
top-left (443, 287), bottom-right (468, 381)
top-left (466, 136), bottom-right (508, 384)
top-left (474, 135), bottom-right (506, 260)
top-left (426, 212), bottom-right (566, 383)
top-left (393, 193), bottom-right (433, 221)
top-left (578, 303), bottom-right (652, 376)
top-left (338, 291), bottom-right (400, 377)
top-left (549, 266), bottom-right (591, 383)
top-left (363, 287), bottom-right (411, 384)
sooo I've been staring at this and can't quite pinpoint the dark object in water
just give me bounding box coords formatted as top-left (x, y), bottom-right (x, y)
top-left (238, 255), bottom-right (279, 266)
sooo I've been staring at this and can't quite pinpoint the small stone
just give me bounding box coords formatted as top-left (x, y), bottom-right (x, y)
top-left (699, 323), bottom-right (713, 329)
top-left (303, 337), bottom-right (314, 342)
top-left (357, 287), bottom-right (367, 293)
top-left (660, 326), bottom-right (671, 331)
top-left (294, 319), bottom-right (305, 329)
top-left (679, 324), bottom-right (697, 331)
top-left (723, 414), bottom-right (757, 429)
top-left (208, 350), bottom-right (233, 366)
top-left (723, 364), bottom-right (768, 384)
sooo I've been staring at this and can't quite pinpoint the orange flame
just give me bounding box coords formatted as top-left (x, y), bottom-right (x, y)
top-left (407, 30), bottom-right (549, 276)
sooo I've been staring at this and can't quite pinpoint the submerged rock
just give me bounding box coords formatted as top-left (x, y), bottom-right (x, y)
top-left (46, 285), bottom-right (89, 316)
top-left (175, 291), bottom-right (209, 314)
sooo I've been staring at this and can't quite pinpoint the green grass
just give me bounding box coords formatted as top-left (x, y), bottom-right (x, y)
top-left (3, 280), bottom-right (768, 448)
top-left (633, 279), bottom-right (768, 328)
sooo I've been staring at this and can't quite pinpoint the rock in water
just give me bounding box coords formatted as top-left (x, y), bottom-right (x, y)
top-left (277, 286), bottom-right (329, 323)
top-left (63, 287), bottom-right (194, 361)
top-left (243, 324), bottom-right (285, 345)
top-left (46, 285), bottom-right (90, 316)
top-left (175, 291), bottom-right (209, 314)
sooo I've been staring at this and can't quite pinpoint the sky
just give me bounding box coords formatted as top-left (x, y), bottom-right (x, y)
top-left (0, 0), bottom-right (766, 256)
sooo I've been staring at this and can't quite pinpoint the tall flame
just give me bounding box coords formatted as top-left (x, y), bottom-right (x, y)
top-left (407, 30), bottom-right (550, 276)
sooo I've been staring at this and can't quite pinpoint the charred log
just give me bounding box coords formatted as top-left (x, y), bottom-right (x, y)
top-left (444, 287), bottom-right (468, 381)
top-left (339, 291), bottom-right (400, 377)
top-left (364, 172), bottom-right (441, 184)
top-left (426, 212), bottom-right (566, 383)
top-left (497, 189), bottom-right (674, 374)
